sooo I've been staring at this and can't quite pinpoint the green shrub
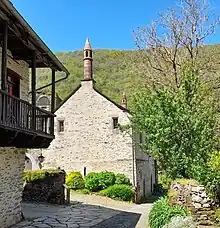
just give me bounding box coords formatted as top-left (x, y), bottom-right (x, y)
top-left (85, 172), bottom-right (101, 192)
top-left (149, 197), bottom-right (189, 228)
top-left (215, 208), bottom-right (220, 224)
top-left (98, 171), bottom-right (116, 189)
top-left (100, 184), bottom-right (134, 201)
top-left (23, 169), bottom-right (65, 183)
top-left (193, 155), bottom-right (220, 203)
top-left (209, 150), bottom-right (220, 171)
top-left (158, 173), bottom-right (173, 190)
top-left (115, 173), bottom-right (131, 185)
top-left (66, 171), bottom-right (84, 190)
top-left (162, 216), bottom-right (196, 228)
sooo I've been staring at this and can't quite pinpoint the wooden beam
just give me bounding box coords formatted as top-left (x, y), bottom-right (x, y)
top-left (1, 20), bottom-right (8, 90)
top-left (51, 69), bottom-right (56, 113)
top-left (50, 69), bottom-right (55, 135)
top-left (31, 50), bottom-right (36, 130)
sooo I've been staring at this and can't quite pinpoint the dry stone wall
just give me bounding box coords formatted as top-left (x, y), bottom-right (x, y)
top-left (170, 181), bottom-right (216, 226)
top-left (23, 171), bottom-right (66, 204)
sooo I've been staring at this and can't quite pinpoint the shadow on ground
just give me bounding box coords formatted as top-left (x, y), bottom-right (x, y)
top-left (13, 201), bottom-right (141, 228)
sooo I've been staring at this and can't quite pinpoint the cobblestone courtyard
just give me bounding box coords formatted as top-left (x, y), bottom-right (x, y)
top-left (12, 193), bottom-right (152, 228)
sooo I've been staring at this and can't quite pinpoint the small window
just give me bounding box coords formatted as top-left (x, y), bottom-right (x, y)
top-left (58, 120), bottom-right (64, 132)
top-left (85, 51), bottom-right (88, 57)
top-left (112, 117), bottom-right (118, 129)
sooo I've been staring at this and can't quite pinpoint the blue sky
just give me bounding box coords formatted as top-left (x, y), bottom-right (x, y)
top-left (11, 0), bottom-right (220, 52)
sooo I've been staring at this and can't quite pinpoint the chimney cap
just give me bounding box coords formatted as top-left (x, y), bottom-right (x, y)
top-left (84, 38), bottom-right (92, 50)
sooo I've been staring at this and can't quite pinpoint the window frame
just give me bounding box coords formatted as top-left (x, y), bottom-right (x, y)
top-left (112, 117), bottom-right (119, 129)
top-left (58, 120), bottom-right (64, 132)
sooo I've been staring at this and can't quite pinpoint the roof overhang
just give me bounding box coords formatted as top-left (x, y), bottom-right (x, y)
top-left (0, 0), bottom-right (69, 74)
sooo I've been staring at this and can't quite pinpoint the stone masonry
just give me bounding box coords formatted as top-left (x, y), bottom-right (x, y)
top-left (0, 47), bottom-right (29, 227)
top-left (43, 80), bottom-right (135, 181)
top-left (170, 181), bottom-right (217, 226)
top-left (30, 39), bottom-right (156, 202)
top-left (0, 148), bottom-right (25, 228)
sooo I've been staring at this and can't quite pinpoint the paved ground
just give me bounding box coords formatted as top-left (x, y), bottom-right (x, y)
top-left (12, 192), bottom-right (152, 228)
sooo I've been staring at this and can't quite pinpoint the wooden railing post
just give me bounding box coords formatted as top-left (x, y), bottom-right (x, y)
top-left (50, 69), bottom-right (55, 135)
top-left (1, 21), bottom-right (8, 91)
top-left (31, 51), bottom-right (36, 130)
top-left (1, 21), bottom-right (8, 125)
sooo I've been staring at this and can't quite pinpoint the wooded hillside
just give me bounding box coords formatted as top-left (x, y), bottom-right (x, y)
top-left (36, 45), bottom-right (220, 105)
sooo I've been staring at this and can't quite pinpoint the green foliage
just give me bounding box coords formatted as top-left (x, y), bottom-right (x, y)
top-left (193, 152), bottom-right (220, 203)
top-left (100, 184), bottom-right (134, 201)
top-left (66, 171), bottom-right (85, 190)
top-left (175, 179), bottom-right (199, 186)
top-left (168, 189), bottom-right (178, 205)
top-left (209, 150), bottom-right (220, 171)
top-left (158, 173), bottom-right (173, 190)
top-left (131, 72), bottom-right (217, 179)
top-left (115, 173), bottom-right (131, 185)
top-left (84, 172), bottom-right (101, 192)
top-left (162, 216), bottom-right (197, 228)
top-left (36, 50), bottom-right (135, 104)
top-left (85, 171), bottom-right (116, 191)
top-left (149, 197), bottom-right (189, 228)
top-left (23, 169), bottom-right (65, 183)
top-left (215, 208), bottom-right (220, 224)
top-left (75, 188), bottom-right (90, 195)
top-left (98, 171), bottom-right (116, 189)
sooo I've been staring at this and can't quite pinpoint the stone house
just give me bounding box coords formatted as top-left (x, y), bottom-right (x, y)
top-left (38, 39), bottom-right (157, 202)
top-left (0, 1), bottom-right (68, 227)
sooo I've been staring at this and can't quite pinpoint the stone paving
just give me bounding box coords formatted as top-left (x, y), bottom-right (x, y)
top-left (12, 192), bottom-right (152, 228)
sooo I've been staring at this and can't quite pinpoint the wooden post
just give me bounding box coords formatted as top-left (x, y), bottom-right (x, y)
top-left (50, 69), bottom-right (55, 135)
top-left (51, 69), bottom-right (56, 113)
top-left (1, 21), bottom-right (8, 91)
top-left (31, 50), bottom-right (36, 130)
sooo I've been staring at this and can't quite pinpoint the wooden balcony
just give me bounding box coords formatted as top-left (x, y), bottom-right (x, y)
top-left (0, 89), bottom-right (55, 148)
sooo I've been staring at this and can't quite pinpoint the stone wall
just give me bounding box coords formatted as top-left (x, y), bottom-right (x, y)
top-left (170, 181), bottom-right (216, 226)
top-left (23, 171), bottom-right (66, 204)
top-left (42, 80), bottom-right (135, 183)
top-left (0, 148), bottom-right (25, 228)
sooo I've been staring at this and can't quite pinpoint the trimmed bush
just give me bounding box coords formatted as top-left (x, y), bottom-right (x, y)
top-left (99, 171), bottom-right (116, 189)
top-left (66, 171), bottom-right (85, 190)
top-left (115, 173), bottom-right (131, 185)
top-left (162, 216), bottom-right (196, 228)
top-left (101, 184), bottom-right (134, 201)
top-left (149, 197), bottom-right (189, 228)
top-left (23, 169), bottom-right (65, 183)
top-left (85, 172), bottom-right (101, 192)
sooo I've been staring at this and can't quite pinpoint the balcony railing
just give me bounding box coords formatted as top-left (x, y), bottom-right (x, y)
top-left (0, 89), bottom-right (55, 137)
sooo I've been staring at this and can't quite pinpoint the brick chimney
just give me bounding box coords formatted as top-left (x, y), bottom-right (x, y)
top-left (83, 38), bottom-right (93, 80)
top-left (121, 92), bottom-right (127, 109)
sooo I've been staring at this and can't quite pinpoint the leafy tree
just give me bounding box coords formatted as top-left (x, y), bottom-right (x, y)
top-left (132, 0), bottom-right (220, 90)
top-left (131, 70), bottom-right (217, 178)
